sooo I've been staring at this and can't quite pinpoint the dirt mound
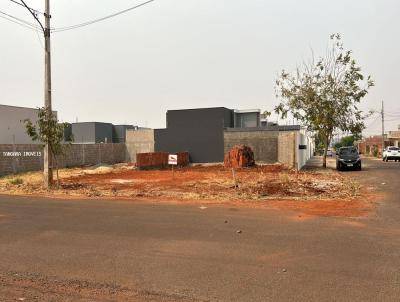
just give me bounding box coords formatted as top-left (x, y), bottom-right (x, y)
top-left (224, 145), bottom-right (255, 168)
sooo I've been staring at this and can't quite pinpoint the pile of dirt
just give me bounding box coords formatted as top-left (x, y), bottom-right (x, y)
top-left (224, 145), bottom-right (255, 168)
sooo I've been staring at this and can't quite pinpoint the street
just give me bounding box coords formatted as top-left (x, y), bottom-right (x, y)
top-left (0, 157), bottom-right (399, 301)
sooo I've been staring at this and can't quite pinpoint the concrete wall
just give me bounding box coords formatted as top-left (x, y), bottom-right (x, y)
top-left (224, 129), bottom-right (300, 168)
top-left (296, 130), bottom-right (314, 170)
top-left (278, 131), bottom-right (297, 168)
top-left (113, 125), bottom-right (136, 143)
top-left (125, 129), bottom-right (155, 162)
top-left (0, 144), bottom-right (127, 176)
top-left (0, 104), bottom-right (57, 144)
top-left (224, 130), bottom-right (279, 163)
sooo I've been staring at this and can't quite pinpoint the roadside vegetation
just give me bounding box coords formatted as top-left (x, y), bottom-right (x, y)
top-left (274, 33), bottom-right (374, 168)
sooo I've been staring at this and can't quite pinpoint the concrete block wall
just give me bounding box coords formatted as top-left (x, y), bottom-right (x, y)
top-left (57, 144), bottom-right (127, 168)
top-left (0, 144), bottom-right (43, 176)
top-left (0, 144), bottom-right (127, 176)
top-left (125, 129), bottom-right (155, 162)
top-left (224, 130), bottom-right (279, 163)
top-left (224, 129), bottom-right (299, 168)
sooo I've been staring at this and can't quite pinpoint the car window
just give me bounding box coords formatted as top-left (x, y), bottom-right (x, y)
top-left (339, 148), bottom-right (357, 155)
top-left (388, 147), bottom-right (399, 151)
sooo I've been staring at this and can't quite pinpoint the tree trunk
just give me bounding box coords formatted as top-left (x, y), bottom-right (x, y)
top-left (322, 135), bottom-right (330, 168)
top-left (51, 149), bottom-right (59, 189)
top-left (55, 155), bottom-right (59, 189)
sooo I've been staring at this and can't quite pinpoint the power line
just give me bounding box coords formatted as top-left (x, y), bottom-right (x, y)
top-left (385, 118), bottom-right (400, 122)
top-left (365, 115), bottom-right (380, 128)
top-left (0, 13), bottom-right (35, 30)
top-left (9, 0), bottom-right (45, 16)
top-left (51, 0), bottom-right (156, 33)
top-left (19, 0), bottom-right (45, 33)
top-left (0, 9), bottom-right (40, 29)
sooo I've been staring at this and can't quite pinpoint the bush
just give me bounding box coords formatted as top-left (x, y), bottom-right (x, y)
top-left (9, 178), bottom-right (23, 185)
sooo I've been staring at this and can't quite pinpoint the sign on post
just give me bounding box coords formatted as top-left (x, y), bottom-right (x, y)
top-left (168, 154), bottom-right (178, 165)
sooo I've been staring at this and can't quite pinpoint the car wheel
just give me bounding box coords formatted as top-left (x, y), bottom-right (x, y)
top-left (357, 163), bottom-right (362, 171)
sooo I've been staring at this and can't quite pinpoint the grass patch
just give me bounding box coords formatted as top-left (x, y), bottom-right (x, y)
top-left (8, 178), bottom-right (24, 186)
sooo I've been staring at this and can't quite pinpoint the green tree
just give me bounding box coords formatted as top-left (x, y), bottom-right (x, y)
top-left (341, 135), bottom-right (355, 147)
top-left (275, 34), bottom-right (374, 168)
top-left (24, 107), bottom-right (71, 188)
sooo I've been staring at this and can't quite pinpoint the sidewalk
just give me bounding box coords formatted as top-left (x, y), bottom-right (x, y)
top-left (303, 156), bottom-right (336, 170)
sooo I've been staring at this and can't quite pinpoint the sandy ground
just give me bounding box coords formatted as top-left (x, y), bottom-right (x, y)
top-left (0, 162), bottom-right (374, 217)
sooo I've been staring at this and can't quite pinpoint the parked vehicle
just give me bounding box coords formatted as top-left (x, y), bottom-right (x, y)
top-left (336, 146), bottom-right (361, 171)
top-left (327, 149), bottom-right (334, 157)
top-left (383, 146), bottom-right (400, 162)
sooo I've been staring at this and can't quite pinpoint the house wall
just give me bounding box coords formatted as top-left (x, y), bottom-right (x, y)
top-left (234, 112), bottom-right (260, 128)
top-left (296, 131), bottom-right (313, 170)
top-left (224, 128), bottom-right (300, 168)
top-left (94, 123), bottom-right (113, 143)
top-left (113, 125), bottom-right (136, 143)
top-left (72, 123), bottom-right (113, 144)
top-left (155, 107), bottom-right (233, 163)
top-left (223, 129), bottom-right (279, 163)
top-left (125, 129), bottom-right (155, 162)
top-left (277, 131), bottom-right (297, 168)
top-left (72, 123), bottom-right (96, 143)
top-left (0, 143), bottom-right (127, 176)
top-left (0, 105), bottom-right (57, 144)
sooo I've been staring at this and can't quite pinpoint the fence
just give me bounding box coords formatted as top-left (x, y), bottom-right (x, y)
top-left (0, 143), bottom-right (127, 176)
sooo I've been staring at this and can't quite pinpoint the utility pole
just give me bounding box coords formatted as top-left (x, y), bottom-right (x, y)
top-left (21, 0), bottom-right (53, 187)
top-left (381, 100), bottom-right (385, 157)
top-left (43, 0), bottom-right (53, 187)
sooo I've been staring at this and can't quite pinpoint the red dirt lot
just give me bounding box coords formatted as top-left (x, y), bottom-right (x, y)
top-left (0, 164), bottom-right (376, 218)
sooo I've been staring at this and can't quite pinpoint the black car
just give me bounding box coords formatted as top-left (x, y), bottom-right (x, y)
top-left (336, 146), bottom-right (361, 171)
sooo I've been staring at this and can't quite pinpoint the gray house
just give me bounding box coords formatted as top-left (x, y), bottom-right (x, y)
top-left (72, 122), bottom-right (113, 144)
top-left (154, 107), bottom-right (261, 162)
top-left (112, 125), bottom-right (137, 143)
top-left (0, 104), bottom-right (57, 144)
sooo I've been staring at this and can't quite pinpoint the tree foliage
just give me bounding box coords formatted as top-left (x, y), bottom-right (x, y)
top-left (334, 135), bottom-right (356, 150)
top-left (24, 107), bottom-right (71, 187)
top-left (275, 34), bottom-right (374, 167)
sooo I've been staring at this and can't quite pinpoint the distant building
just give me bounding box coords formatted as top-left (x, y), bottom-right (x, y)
top-left (72, 122), bottom-right (113, 144)
top-left (71, 122), bottom-right (138, 144)
top-left (261, 119), bottom-right (278, 128)
top-left (386, 125), bottom-right (400, 147)
top-left (63, 123), bottom-right (73, 142)
top-left (126, 107), bottom-right (314, 169)
top-left (0, 104), bottom-right (57, 144)
top-left (233, 109), bottom-right (260, 128)
top-left (112, 125), bottom-right (137, 143)
top-left (155, 107), bottom-right (233, 162)
top-left (358, 125), bottom-right (400, 156)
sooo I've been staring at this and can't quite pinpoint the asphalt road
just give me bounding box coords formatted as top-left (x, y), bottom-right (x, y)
top-left (0, 157), bottom-right (399, 301)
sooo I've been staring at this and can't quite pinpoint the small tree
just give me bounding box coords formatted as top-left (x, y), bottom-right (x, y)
top-left (24, 107), bottom-right (71, 188)
top-left (275, 34), bottom-right (374, 167)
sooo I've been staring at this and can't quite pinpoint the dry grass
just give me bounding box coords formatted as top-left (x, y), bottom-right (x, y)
top-left (0, 163), bottom-right (360, 202)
